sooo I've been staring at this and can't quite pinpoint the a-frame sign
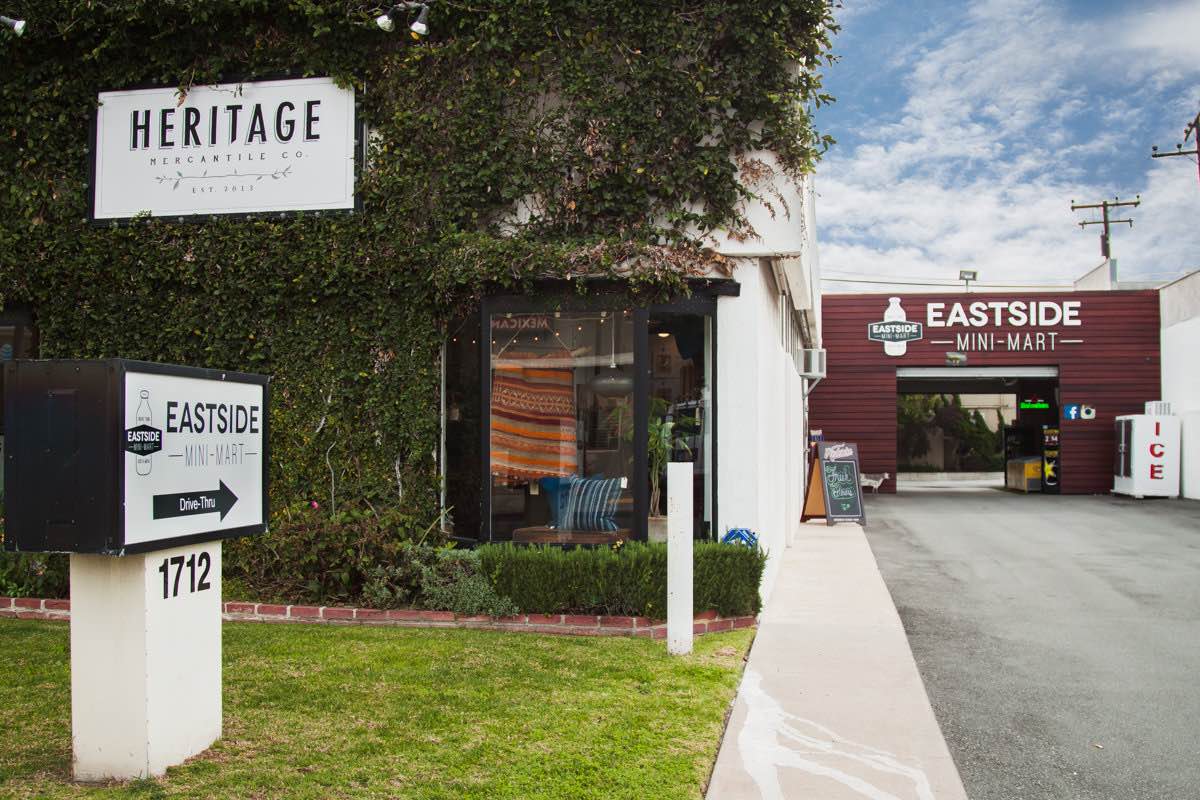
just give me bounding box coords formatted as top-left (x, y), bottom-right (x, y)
top-left (801, 441), bottom-right (867, 526)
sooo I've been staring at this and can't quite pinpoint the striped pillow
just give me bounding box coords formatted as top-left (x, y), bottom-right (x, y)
top-left (561, 477), bottom-right (622, 532)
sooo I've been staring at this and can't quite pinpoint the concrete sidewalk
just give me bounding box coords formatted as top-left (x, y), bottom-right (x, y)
top-left (706, 522), bottom-right (967, 800)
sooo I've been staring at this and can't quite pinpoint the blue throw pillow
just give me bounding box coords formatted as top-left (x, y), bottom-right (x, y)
top-left (561, 477), bottom-right (622, 532)
top-left (539, 476), bottom-right (574, 528)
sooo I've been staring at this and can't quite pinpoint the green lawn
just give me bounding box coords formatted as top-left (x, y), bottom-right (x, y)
top-left (0, 620), bottom-right (752, 800)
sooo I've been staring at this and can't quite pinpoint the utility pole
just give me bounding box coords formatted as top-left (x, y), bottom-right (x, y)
top-left (1151, 109), bottom-right (1200, 190)
top-left (1070, 195), bottom-right (1140, 259)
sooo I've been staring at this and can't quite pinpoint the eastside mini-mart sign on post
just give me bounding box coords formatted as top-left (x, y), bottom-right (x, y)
top-left (91, 77), bottom-right (357, 221)
top-left (4, 360), bottom-right (268, 553)
top-left (3, 359), bottom-right (268, 781)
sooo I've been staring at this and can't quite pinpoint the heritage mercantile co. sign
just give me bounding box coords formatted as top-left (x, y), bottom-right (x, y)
top-left (91, 77), bottom-right (357, 220)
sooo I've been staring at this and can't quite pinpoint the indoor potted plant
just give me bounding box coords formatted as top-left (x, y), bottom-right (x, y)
top-left (611, 398), bottom-right (693, 542)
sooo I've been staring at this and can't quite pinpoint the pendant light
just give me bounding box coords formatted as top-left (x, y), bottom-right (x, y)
top-left (589, 313), bottom-right (633, 396)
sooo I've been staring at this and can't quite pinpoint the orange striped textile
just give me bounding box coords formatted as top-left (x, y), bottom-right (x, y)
top-left (490, 354), bottom-right (577, 484)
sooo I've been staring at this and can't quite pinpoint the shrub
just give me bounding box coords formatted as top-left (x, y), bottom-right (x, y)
top-left (361, 541), bottom-right (442, 609)
top-left (0, 552), bottom-right (70, 599)
top-left (418, 550), bottom-right (518, 618)
top-left (223, 503), bottom-right (445, 605)
top-left (478, 541), bottom-right (765, 618)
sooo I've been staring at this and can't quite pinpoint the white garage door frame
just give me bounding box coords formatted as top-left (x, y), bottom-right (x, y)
top-left (896, 366), bottom-right (1059, 379)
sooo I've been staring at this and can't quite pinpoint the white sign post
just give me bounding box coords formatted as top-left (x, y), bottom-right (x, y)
top-left (1, 359), bottom-right (268, 782)
top-left (71, 542), bottom-right (223, 781)
top-left (666, 461), bottom-right (694, 656)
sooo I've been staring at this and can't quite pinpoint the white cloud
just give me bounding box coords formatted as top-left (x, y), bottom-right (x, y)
top-left (817, 0), bottom-right (1200, 291)
top-left (1114, 1), bottom-right (1200, 67)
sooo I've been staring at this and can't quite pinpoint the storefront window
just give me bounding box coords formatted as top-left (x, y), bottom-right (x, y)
top-left (648, 313), bottom-right (713, 540)
top-left (442, 294), bottom-right (719, 544)
top-left (489, 311), bottom-right (635, 542)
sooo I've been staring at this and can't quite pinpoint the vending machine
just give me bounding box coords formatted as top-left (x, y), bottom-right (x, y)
top-left (1113, 404), bottom-right (1180, 498)
top-left (1041, 425), bottom-right (1061, 494)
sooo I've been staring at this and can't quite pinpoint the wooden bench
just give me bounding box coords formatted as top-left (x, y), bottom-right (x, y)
top-left (511, 527), bottom-right (629, 545)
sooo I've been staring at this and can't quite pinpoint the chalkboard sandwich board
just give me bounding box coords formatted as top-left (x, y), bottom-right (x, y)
top-left (801, 441), bottom-right (867, 526)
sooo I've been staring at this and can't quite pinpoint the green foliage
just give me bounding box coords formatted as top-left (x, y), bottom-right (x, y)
top-left (361, 541), bottom-right (517, 617)
top-left (897, 394), bottom-right (936, 463)
top-left (479, 541), bottom-right (765, 618)
top-left (223, 503), bottom-right (441, 605)
top-left (0, 553), bottom-right (69, 599)
top-left (897, 394), bottom-right (1004, 470)
top-left (0, 1), bottom-right (836, 587)
top-left (361, 541), bottom-right (441, 609)
top-left (608, 396), bottom-right (696, 513)
top-left (418, 549), bottom-right (519, 617)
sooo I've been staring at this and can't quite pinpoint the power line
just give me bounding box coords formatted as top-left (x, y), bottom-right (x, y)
top-left (1151, 108), bottom-right (1200, 190)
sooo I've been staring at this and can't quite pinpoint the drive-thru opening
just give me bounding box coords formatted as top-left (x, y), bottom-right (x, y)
top-left (895, 366), bottom-right (1061, 493)
top-left (810, 291), bottom-right (1161, 495)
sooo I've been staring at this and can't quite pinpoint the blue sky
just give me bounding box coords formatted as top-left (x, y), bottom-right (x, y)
top-left (814, 0), bottom-right (1200, 291)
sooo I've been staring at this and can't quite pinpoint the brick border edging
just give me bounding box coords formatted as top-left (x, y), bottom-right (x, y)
top-left (0, 597), bottom-right (757, 639)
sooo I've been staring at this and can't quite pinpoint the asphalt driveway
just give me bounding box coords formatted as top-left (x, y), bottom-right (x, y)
top-left (863, 487), bottom-right (1200, 800)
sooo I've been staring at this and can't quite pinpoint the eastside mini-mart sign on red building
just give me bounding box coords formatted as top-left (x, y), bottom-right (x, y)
top-left (810, 290), bottom-right (1161, 494)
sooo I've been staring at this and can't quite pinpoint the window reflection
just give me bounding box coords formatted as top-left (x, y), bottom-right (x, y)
top-left (489, 311), bottom-right (634, 543)
top-left (648, 314), bottom-right (712, 540)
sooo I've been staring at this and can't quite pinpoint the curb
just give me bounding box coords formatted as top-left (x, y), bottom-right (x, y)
top-left (0, 596), bottom-right (757, 639)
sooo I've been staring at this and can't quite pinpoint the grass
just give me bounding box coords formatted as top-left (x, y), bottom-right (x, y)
top-left (0, 620), bottom-right (752, 800)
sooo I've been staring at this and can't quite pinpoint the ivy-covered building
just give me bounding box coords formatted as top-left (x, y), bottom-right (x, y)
top-left (0, 1), bottom-right (834, 601)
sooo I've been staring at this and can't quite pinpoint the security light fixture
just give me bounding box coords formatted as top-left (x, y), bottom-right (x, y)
top-left (375, 2), bottom-right (430, 37)
top-left (958, 270), bottom-right (978, 282)
top-left (410, 4), bottom-right (429, 35)
top-left (1, 15), bottom-right (26, 35)
top-left (945, 351), bottom-right (967, 367)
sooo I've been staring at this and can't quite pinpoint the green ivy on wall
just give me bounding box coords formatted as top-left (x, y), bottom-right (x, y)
top-left (0, 1), bottom-right (836, 563)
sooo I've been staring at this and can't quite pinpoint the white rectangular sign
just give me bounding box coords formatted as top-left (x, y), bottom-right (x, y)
top-left (93, 77), bottom-right (356, 219)
top-left (123, 370), bottom-right (266, 546)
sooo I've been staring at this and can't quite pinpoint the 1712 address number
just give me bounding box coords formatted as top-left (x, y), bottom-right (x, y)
top-left (157, 551), bottom-right (212, 600)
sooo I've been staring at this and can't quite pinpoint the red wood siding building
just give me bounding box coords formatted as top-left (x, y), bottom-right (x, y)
top-left (809, 291), bottom-right (1161, 494)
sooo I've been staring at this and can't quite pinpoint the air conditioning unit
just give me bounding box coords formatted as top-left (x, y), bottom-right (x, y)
top-left (800, 348), bottom-right (826, 380)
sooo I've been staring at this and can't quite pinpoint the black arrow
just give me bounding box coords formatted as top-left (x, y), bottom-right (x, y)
top-left (152, 481), bottom-right (238, 522)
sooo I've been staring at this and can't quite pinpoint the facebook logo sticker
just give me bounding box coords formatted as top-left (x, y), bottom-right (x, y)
top-left (1064, 404), bottom-right (1081, 420)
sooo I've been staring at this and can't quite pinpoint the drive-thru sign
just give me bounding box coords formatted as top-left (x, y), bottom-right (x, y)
top-left (3, 359), bottom-right (269, 781)
top-left (4, 359), bottom-right (267, 554)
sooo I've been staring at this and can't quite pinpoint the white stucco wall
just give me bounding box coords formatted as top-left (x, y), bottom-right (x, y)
top-left (1160, 271), bottom-right (1200, 500)
top-left (700, 151), bottom-right (810, 258)
top-left (1073, 259), bottom-right (1116, 291)
top-left (716, 260), bottom-right (807, 600)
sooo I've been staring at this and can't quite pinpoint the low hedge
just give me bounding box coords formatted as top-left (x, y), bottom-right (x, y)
top-left (0, 525), bottom-right (767, 620)
top-left (478, 541), bottom-right (765, 619)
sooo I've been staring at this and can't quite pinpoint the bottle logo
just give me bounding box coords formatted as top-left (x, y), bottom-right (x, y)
top-left (867, 297), bottom-right (923, 357)
top-left (124, 389), bottom-right (162, 476)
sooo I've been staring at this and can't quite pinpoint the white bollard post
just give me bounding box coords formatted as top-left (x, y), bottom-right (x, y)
top-left (70, 541), bottom-right (223, 781)
top-left (667, 461), bottom-right (694, 656)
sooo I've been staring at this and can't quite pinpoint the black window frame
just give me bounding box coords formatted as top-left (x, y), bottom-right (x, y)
top-left (471, 283), bottom-right (727, 542)
top-left (0, 308), bottom-right (39, 436)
